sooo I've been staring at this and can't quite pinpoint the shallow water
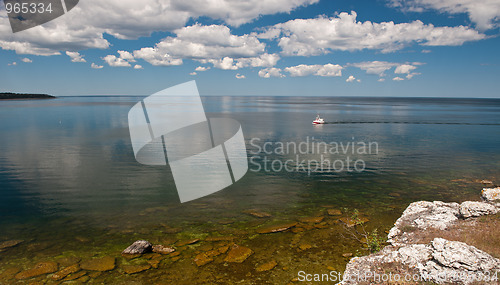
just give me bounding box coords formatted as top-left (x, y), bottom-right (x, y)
top-left (0, 96), bottom-right (499, 283)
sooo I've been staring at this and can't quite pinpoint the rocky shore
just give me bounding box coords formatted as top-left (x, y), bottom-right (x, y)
top-left (342, 187), bottom-right (500, 284)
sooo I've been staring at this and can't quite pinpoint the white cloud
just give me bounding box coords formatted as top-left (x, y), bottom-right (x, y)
top-left (134, 24), bottom-right (265, 67)
top-left (350, 61), bottom-right (422, 79)
top-left (8, 62), bottom-right (17, 66)
top-left (91, 63), bottom-right (103, 69)
top-left (0, 0), bottom-right (318, 56)
top-left (378, 78), bottom-right (386, 82)
top-left (66, 51), bottom-right (86, 63)
top-left (393, 76), bottom-right (405, 81)
top-left (390, 0), bottom-right (500, 30)
top-left (169, 0), bottom-right (319, 27)
top-left (258, 67), bottom-right (285, 78)
top-left (350, 61), bottom-right (398, 76)
top-left (421, 49), bottom-right (432, 53)
top-left (103, 55), bottom-right (131, 67)
top-left (195, 66), bottom-right (210, 71)
top-left (118, 51), bottom-right (136, 62)
top-left (346, 75), bottom-right (356, 82)
top-left (284, 64), bottom-right (343, 77)
top-left (21, 58), bottom-right (32, 63)
top-left (235, 73), bottom-right (246, 79)
top-left (134, 64), bottom-right (143, 69)
top-left (190, 72), bottom-right (197, 76)
top-left (263, 11), bottom-right (486, 56)
top-left (395, 64), bottom-right (417, 74)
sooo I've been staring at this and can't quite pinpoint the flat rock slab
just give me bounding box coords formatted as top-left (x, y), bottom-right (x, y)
top-left (327, 209), bottom-right (342, 216)
top-left (176, 239), bottom-right (200, 246)
top-left (256, 222), bottom-right (297, 234)
top-left (80, 256), bottom-right (115, 271)
top-left (299, 216), bottom-right (324, 223)
top-left (122, 240), bottom-right (152, 254)
top-left (194, 252), bottom-right (214, 267)
top-left (343, 238), bottom-right (500, 285)
top-left (0, 240), bottom-right (24, 250)
top-left (15, 261), bottom-right (58, 279)
top-left (256, 260), bottom-right (277, 272)
top-left (224, 244), bottom-right (253, 263)
top-left (51, 264), bottom-right (80, 280)
top-left (459, 201), bottom-right (497, 218)
top-left (152, 245), bottom-right (175, 254)
top-left (243, 210), bottom-right (272, 218)
top-left (122, 264), bottom-right (151, 274)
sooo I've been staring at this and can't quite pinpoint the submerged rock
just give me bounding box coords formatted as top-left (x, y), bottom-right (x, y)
top-left (256, 260), bottom-right (277, 272)
top-left (299, 216), bottom-right (324, 223)
top-left (152, 244), bottom-right (175, 254)
top-left (243, 210), bottom-right (272, 218)
top-left (122, 240), bottom-right (152, 254)
top-left (176, 239), bottom-right (200, 246)
top-left (224, 244), bottom-right (253, 263)
top-left (51, 264), bottom-right (80, 280)
top-left (80, 256), bottom-right (115, 271)
top-left (194, 252), bottom-right (214, 267)
top-left (327, 209), bottom-right (342, 216)
top-left (459, 201), bottom-right (498, 218)
top-left (256, 222), bottom-right (297, 234)
top-left (0, 239), bottom-right (24, 250)
top-left (122, 264), bottom-right (151, 274)
top-left (15, 261), bottom-right (58, 279)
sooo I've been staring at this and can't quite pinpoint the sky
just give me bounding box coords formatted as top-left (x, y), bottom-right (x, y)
top-left (0, 0), bottom-right (499, 97)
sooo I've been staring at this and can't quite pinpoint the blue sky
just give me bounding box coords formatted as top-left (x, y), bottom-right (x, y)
top-left (0, 0), bottom-right (499, 97)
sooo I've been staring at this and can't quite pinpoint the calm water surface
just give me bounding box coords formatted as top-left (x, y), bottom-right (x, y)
top-left (0, 96), bottom-right (499, 283)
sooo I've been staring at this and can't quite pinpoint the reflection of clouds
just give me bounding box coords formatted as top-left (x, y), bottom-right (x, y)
top-left (0, 98), bottom-right (178, 218)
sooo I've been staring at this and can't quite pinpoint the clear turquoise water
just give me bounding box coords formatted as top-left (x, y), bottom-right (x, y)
top-left (0, 96), bottom-right (499, 283)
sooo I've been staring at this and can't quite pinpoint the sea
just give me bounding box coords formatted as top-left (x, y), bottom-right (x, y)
top-left (0, 96), bottom-right (499, 283)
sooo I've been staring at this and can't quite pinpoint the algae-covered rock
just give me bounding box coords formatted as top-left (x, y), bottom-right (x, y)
top-left (80, 256), bottom-right (115, 271)
top-left (256, 260), bottom-right (277, 272)
top-left (15, 261), bottom-right (58, 279)
top-left (224, 244), bottom-right (253, 263)
top-left (256, 222), bottom-right (297, 234)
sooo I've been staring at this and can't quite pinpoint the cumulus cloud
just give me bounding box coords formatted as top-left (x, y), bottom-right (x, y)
top-left (350, 61), bottom-right (422, 79)
top-left (66, 51), bottom-right (86, 63)
top-left (235, 73), bottom-right (246, 79)
top-left (259, 67), bottom-right (285, 78)
top-left (261, 11), bottom-right (486, 56)
top-left (395, 64), bottom-right (417, 74)
top-left (0, 0), bottom-right (319, 56)
top-left (393, 76), bottom-right (405, 81)
top-left (103, 55), bottom-right (131, 67)
top-left (390, 0), bottom-right (500, 30)
top-left (21, 58), bottom-right (32, 63)
top-left (91, 63), bottom-right (103, 69)
top-left (350, 61), bottom-right (398, 76)
top-left (134, 24), bottom-right (267, 68)
top-left (284, 64), bottom-right (342, 77)
top-left (134, 64), bottom-right (143, 69)
top-left (8, 62), bottom-right (17, 66)
top-left (195, 66), bottom-right (210, 71)
top-left (346, 75), bottom-right (356, 82)
top-left (190, 72), bottom-right (197, 76)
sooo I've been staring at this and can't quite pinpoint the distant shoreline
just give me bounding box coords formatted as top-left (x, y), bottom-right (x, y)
top-left (0, 93), bottom-right (56, 100)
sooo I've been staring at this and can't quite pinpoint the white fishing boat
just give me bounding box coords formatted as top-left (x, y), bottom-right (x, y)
top-left (312, 114), bottom-right (325, 124)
